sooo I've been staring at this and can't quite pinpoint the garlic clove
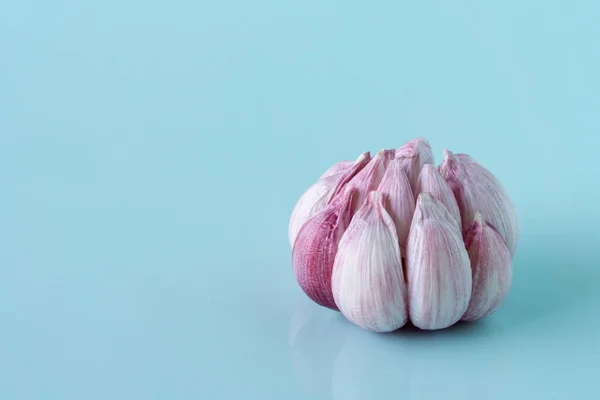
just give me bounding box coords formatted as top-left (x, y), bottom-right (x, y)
top-left (332, 191), bottom-right (408, 332)
top-left (376, 158), bottom-right (415, 251)
top-left (461, 213), bottom-right (513, 322)
top-left (416, 164), bottom-right (462, 229)
top-left (395, 138), bottom-right (435, 194)
top-left (406, 193), bottom-right (472, 330)
top-left (319, 160), bottom-right (354, 180)
top-left (289, 152), bottom-right (370, 247)
top-left (292, 189), bottom-right (356, 310)
top-left (438, 149), bottom-right (519, 256)
top-left (345, 149), bottom-right (395, 215)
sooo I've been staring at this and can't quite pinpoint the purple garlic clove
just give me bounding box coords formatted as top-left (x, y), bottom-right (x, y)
top-left (416, 164), bottom-right (462, 229)
top-left (395, 138), bottom-right (435, 194)
top-left (288, 152), bottom-right (370, 247)
top-left (438, 149), bottom-right (519, 256)
top-left (344, 149), bottom-right (396, 215)
top-left (406, 193), bottom-right (472, 330)
top-left (332, 192), bottom-right (408, 332)
top-left (292, 189), bottom-right (355, 310)
top-left (377, 158), bottom-right (415, 252)
top-left (461, 213), bottom-right (513, 321)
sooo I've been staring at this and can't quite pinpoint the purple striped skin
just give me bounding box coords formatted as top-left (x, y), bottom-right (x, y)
top-left (438, 149), bottom-right (519, 257)
top-left (292, 190), bottom-right (355, 310)
top-left (288, 152), bottom-right (370, 248)
top-left (332, 192), bottom-right (408, 332)
top-left (406, 193), bottom-right (472, 330)
top-left (416, 164), bottom-right (462, 229)
top-left (344, 149), bottom-right (395, 215)
top-left (377, 159), bottom-right (415, 252)
top-left (319, 160), bottom-right (354, 180)
top-left (461, 213), bottom-right (513, 321)
top-left (395, 138), bottom-right (435, 194)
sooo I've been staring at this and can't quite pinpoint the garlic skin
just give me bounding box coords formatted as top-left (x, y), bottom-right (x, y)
top-left (292, 190), bottom-right (355, 310)
top-left (461, 213), bottom-right (513, 321)
top-left (416, 164), bottom-right (461, 229)
top-left (332, 192), bottom-right (408, 332)
top-left (406, 193), bottom-right (472, 330)
top-left (395, 138), bottom-right (435, 194)
top-left (319, 160), bottom-right (354, 179)
top-left (344, 149), bottom-right (395, 215)
top-left (438, 149), bottom-right (519, 256)
top-left (288, 152), bottom-right (370, 247)
top-left (377, 159), bottom-right (415, 251)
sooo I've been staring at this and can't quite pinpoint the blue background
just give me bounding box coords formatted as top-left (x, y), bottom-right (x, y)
top-left (2, 1), bottom-right (599, 399)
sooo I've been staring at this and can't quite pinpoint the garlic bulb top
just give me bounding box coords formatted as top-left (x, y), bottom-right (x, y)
top-left (290, 138), bottom-right (518, 331)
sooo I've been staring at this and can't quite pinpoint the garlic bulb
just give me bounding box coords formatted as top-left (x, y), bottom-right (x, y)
top-left (290, 138), bottom-right (518, 331)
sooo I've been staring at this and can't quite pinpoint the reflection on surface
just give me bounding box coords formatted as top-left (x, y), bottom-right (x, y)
top-left (289, 302), bottom-right (522, 400)
top-left (289, 291), bottom-right (600, 399)
top-left (288, 298), bottom-right (506, 399)
top-left (288, 300), bottom-right (351, 396)
top-left (288, 229), bottom-right (600, 399)
top-left (331, 320), bottom-right (509, 400)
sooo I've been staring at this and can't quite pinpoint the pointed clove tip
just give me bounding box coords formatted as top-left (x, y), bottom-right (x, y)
top-left (415, 137), bottom-right (431, 147)
top-left (356, 151), bottom-right (371, 162)
top-left (474, 212), bottom-right (485, 223)
top-left (373, 150), bottom-right (384, 159)
top-left (421, 163), bottom-right (435, 172)
top-left (442, 149), bottom-right (460, 165)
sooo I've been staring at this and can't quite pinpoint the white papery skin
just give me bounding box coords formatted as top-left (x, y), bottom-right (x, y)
top-left (462, 213), bottom-right (513, 321)
top-left (377, 159), bottom-right (415, 252)
top-left (332, 192), bottom-right (408, 332)
top-left (438, 149), bottom-right (519, 256)
top-left (406, 193), bottom-right (472, 330)
top-left (416, 164), bottom-right (462, 229)
top-left (288, 152), bottom-right (370, 247)
top-left (395, 138), bottom-right (435, 194)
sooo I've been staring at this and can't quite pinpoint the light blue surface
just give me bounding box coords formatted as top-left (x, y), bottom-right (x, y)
top-left (2, 1), bottom-right (600, 399)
